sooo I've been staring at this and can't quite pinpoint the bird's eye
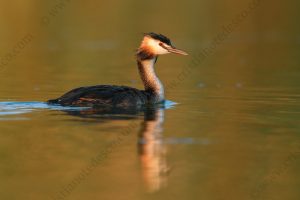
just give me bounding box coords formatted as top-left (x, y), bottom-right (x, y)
top-left (159, 42), bottom-right (163, 47)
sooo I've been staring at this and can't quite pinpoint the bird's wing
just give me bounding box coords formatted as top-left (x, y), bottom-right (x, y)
top-left (49, 85), bottom-right (148, 107)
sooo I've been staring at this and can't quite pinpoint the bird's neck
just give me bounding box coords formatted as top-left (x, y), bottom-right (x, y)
top-left (137, 58), bottom-right (164, 102)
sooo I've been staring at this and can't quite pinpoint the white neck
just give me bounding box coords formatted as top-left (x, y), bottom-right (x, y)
top-left (137, 58), bottom-right (164, 102)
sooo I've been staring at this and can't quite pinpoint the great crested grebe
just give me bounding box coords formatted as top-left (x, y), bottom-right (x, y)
top-left (47, 33), bottom-right (188, 107)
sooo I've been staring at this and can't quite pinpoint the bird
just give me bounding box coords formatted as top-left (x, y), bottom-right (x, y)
top-left (47, 32), bottom-right (188, 108)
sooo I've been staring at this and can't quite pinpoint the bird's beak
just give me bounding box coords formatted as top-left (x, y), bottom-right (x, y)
top-left (160, 43), bottom-right (188, 55)
top-left (167, 46), bottom-right (188, 55)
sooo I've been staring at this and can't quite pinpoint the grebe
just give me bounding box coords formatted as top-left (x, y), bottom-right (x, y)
top-left (47, 33), bottom-right (188, 107)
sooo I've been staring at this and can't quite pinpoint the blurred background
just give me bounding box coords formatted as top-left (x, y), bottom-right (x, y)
top-left (0, 0), bottom-right (300, 200)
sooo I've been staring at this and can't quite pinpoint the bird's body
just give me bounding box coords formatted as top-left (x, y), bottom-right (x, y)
top-left (48, 85), bottom-right (152, 107)
top-left (48, 33), bottom-right (187, 107)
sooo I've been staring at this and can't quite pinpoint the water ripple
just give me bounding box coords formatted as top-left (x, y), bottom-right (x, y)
top-left (0, 100), bottom-right (177, 119)
top-left (0, 101), bottom-right (88, 117)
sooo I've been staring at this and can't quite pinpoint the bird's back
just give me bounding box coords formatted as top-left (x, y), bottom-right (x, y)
top-left (48, 85), bottom-right (150, 107)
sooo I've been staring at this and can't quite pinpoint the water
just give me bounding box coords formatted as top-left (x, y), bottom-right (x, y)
top-left (1, 1), bottom-right (300, 200)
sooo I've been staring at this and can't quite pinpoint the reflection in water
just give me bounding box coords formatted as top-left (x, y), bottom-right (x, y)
top-left (63, 105), bottom-right (169, 192)
top-left (138, 108), bottom-right (169, 192)
top-left (0, 101), bottom-right (170, 192)
top-left (64, 105), bottom-right (170, 192)
top-left (66, 105), bottom-right (169, 192)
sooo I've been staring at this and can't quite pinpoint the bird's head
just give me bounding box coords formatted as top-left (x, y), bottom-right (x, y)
top-left (137, 32), bottom-right (188, 60)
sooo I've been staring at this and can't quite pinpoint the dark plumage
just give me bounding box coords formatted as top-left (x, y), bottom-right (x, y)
top-left (48, 85), bottom-right (151, 107)
top-left (145, 32), bottom-right (172, 46)
top-left (136, 49), bottom-right (155, 60)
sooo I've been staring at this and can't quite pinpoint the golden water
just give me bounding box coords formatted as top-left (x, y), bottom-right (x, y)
top-left (0, 1), bottom-right (300, 200)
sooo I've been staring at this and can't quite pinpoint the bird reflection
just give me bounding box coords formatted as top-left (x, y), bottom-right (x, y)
top-left (61, 105), bottom-right (169, 192)
top-left (138, 107), bottom-right (169, 192)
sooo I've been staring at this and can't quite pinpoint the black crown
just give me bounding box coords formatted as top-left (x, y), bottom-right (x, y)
top-left (145, 32), bottom-right (172, 46)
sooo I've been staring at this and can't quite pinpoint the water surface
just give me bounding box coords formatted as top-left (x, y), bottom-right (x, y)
top-left (0, 1), bottom-right (300, 200)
